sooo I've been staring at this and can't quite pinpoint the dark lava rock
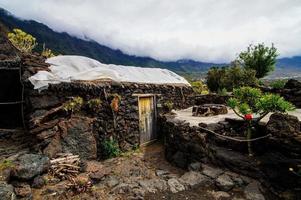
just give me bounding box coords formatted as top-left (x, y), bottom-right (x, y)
top-left (14, 183), bottom-right (32, 198)
top-left (284, 79), bottom-right (301, 89)
top-left (266, 113), bottom-right (300, 138)
top-left (32, 176), bottom-right (46, 189)
top-left (171, 151), bottom-right (188, 169)
top-left (0, 182), bottom-right (16, 200)
top-left (59, 117), bottom-right (97, 160)
top-left (0, 168), bottom-right (11, 182)
top-left (12, 154), bottom-right (50, 180)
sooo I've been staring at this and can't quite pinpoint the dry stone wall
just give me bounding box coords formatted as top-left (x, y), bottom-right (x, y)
top-left (24, 78), bottom-right (194, 159)
top-left (161, 113), bottom-right (301, 199)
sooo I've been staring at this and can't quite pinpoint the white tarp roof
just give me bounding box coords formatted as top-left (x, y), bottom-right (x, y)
top-left (29, 55), bottom-right (190, 90)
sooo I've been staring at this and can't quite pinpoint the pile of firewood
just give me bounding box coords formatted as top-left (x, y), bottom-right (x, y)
top-left (49, 153), bottom-right (80, 180)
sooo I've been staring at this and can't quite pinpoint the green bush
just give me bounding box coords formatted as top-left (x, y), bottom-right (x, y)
top-left (87, 98), bottom-right (102, 112)
top-left (102, 139), bottom-right (121, 159)
top-left (270, 80), bottom-right (286, 89)
top-left (63, 97), bottom-right (83, 114)
top-left (163, 100), bottom-right (174, 113)
top-left (190, 80), bottom-right (209, 94)
top-left (8, 29), bottom-right (37, 53)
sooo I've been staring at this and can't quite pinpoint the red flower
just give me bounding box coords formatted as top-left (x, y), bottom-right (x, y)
top-left (244, 114), bottom-right (253, 121)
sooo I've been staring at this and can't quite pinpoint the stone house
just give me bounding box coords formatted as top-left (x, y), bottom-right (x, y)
top-left (0, 31), bottom-right (194, 160)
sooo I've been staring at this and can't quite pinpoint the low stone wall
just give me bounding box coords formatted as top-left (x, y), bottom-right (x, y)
top-left (24, 80), bottom-right (194, 159)
top-left (162, 113), bottom-right (301, 199)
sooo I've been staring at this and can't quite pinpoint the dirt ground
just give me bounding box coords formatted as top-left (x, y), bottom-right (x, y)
top-left (30, 142), bottom-right (252, 200)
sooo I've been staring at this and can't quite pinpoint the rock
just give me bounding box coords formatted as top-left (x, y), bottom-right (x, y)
top-left (14, 183), bottom-right (32, 198)
top-left (32, 176), bottom-right (46, 189)
top-left (59, 117), bottom-right (97, 160)
top-left (13, 154), bottom-right (50, 180)
top-left (201, 164), bottom-right (224, 179)
top-left (188, 162), bottom-right (201, 171)
top-left (171, 151), bottom-right (187, 168)
top-left (209, 191), bottom-right (231, 199)
top-left (155, 169), bottom-right (169, 177)
top-left (179, 171), bottom-right (211, 188)
top-left (138, 179), bottom-right (168, 193)
top-left (167, 178), bottom-right (185, 193)
top-left (215, 174), bottom-right (235, 192)
top-left (244, 181), bottom-right (265, 200)
top-left (89, 171), bottom-right (108, 183)
top-left (0, 168), bottom-right (11, 182)
top-left (266, 113), bottom-right (300, 138)
top-left (284, 79), bottom-right (301, 89)
top-left (192, 104), bottom-right (228, 117)
top-left (105, 176), bottom-right (120, 188)
top-left (0, 182), bottom-right (16, 200)
top-left (224, 171), bottom-right (246, 187)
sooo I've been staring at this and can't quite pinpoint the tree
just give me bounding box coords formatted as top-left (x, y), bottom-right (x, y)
top-left (206, 65), bottom-right (257, 92)
top-left (206, 67), bottom-right (227, 92)
top-left (238, 43), bottom-right (278, 78)
top-left (227, 87), bottom-right (295, 156)
top-left (8, 29), bottom-right (37, 53)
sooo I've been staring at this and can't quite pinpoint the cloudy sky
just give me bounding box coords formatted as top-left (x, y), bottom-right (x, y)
top-left (1, 0), bottom-right (301, 62)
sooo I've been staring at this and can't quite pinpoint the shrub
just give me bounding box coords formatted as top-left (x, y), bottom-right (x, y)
top-left (190, 80), bottom-right (209, 94)
top-left (270, 79), bottom-right (286, 89)
top-left (163, 100), bottom-right (174, 113)
top-left (227, 86), bottom-right (295, 156)
top-left (8, 29), bottom-right (37, 53)
top-left (41, 44), bottom-right (55, 58)
top-left (63, 97), bottom-right (84, 114)
top-left (102, 139), bottom-right (121, 158)
top-left (238, 43), bottom-right (278, 78)
top-left (0, 160), bottom-right (14, 171)
top-left (87, 98), bottom-right (102, 112)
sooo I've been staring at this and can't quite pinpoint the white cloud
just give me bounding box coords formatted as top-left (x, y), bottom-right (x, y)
top-left (1, 0), bottom-right (301, 62)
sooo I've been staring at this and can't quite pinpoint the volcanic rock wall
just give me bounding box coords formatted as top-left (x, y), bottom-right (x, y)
top-left (24, 79), bottom-right (194, 159)
top-left (262, 79), bottom-right (301, 108)
top-left (162, 113), bottom-right (301, 199)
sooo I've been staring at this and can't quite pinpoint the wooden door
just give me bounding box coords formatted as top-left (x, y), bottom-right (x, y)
top-left (138, 96), bottom-right (157, 144)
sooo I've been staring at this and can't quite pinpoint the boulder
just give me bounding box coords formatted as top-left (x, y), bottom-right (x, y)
top-left (12, 154), bottom-right (50, 180)
top-left (284, 79), bottom-right (301, 89)
top-left (215, 174), bottom-right (235, 192)
top-left (32, 176), bottom-right (46, 189)
top-left (201, 164), bottom-right (224, 179)
top-left (179, 171), bottom-right (211, 188)
top-left (138, 179), bottom-right (168, 193)
top-left (13, 183), bottom-right (32, 198)
top-left (167, 178), bottom-right (185, 193)
top-left (266, 113), bottom-right (300, 138)
top-left (0, 168), bottom-right (11, 182)
top-left (59, 117), bottom-right (97, 160)
top-left (244, 181), bottom-right (265, 200)
top-left (0, 182), bottom-right (16, 200)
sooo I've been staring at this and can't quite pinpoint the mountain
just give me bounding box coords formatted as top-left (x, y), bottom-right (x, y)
top-left (0, 8), bottom-right (222, 79)
top-left (1, 7), bottom-right (300, 79)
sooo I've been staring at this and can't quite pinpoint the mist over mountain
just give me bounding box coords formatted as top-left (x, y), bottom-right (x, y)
top-left (1, 7), bottom-right (300, 79)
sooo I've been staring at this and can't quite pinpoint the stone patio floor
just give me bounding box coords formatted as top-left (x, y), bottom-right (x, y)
top-left (172, 107), bottom-right (301, 126)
